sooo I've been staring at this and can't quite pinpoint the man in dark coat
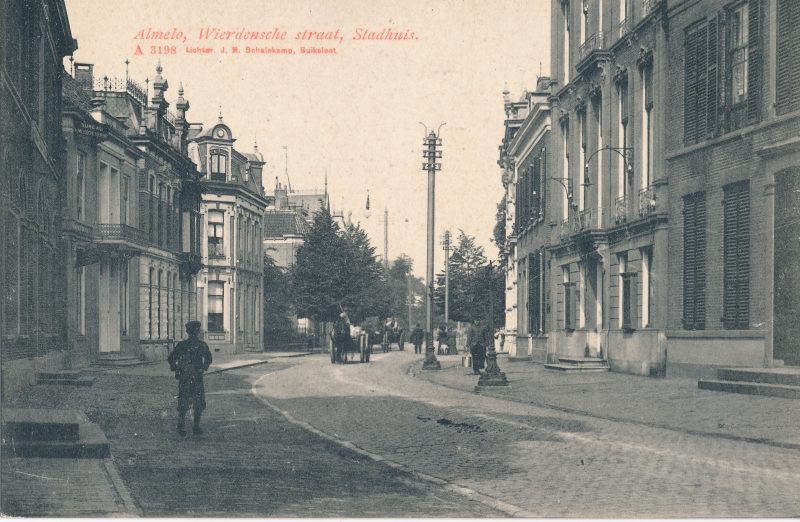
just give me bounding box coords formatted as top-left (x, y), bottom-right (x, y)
top-left (468, 320), bottom-right (488, 374)
top-left (168, 321), bottom-right (213, 436)
top-left (332, 312), bottom-right (351, 363)
top-left (410, 323), bottom-right (425, 354)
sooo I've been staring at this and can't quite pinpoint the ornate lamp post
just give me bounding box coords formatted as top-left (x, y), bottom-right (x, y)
top-left (421, 123), bottom-right (444, 371)
top-left (477, 261), bottom-right (508, 387)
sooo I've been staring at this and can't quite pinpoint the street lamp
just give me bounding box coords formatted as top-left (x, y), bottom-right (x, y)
top-left (364, 190), bottom-right (372, 219)
top-left (477, 261), bottom-right (508, 387)
top-left (421, 122), bottom-right (444, 371)
top-left (440, 230), bottom-right (451, 325)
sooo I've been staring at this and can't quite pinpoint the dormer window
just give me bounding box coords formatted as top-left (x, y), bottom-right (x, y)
top-left (210, 151), bottom-right (227, 181)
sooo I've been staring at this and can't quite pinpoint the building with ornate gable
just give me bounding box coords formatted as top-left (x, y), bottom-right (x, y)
top-left (188, 117), bottom-right (268, 354)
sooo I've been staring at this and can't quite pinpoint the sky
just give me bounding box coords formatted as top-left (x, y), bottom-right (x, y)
top-left (64, 0), bottom-right (551, 277)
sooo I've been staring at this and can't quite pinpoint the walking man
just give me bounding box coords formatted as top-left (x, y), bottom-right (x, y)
top-left (410, 323), bottom-right (425, 354)
top-left (168, 321), bottom-right (213, 436)
top-left (468, 319), bottom-right (488, 374)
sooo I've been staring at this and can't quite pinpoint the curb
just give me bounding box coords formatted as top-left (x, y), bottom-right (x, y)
top-left (103, 457), bottom-right (143, 516)
top-left (206, 352), bottom-right (316, 375)
top-left (250, 379), bottom-right (535, 518)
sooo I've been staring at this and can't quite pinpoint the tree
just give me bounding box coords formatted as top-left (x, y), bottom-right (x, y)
top-left (291, 208), bottom-right (391, 325)
top-left (386, 254), bottom-right (416, 329)
top-left (341, 222), bottom-right (391, 323)
top-left (493, 197), bottom-right (506, 258)
top-left (434, 230), bottom-right (505, 328)
top-left (263, 252), bottom-right (294, 339)
top-left (291, 208), bottom-right (352, 324)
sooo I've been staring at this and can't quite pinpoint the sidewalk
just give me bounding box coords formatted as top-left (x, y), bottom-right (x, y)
top-left (413, 354), bottom-right (800, 448)
top-left (0, 351), bottom-right (313, 517)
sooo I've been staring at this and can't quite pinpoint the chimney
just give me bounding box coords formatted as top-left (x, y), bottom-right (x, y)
top-left (74, 63), bottom-right (93, 89)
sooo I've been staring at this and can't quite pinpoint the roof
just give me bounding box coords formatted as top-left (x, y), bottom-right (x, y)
top-left (263, 210), bottom-right (310, 239)
top-left (62, 72), bottom-right (91, 112)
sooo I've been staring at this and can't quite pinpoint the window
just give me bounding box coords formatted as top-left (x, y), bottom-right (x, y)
top-left (211, 152), bottom-right (227, 181)
top-left (776, 0), bottom-right (800, 114)
top-left (728, 1), bottom-right (761, 128)
top-left (208, 211), bottom-right (224, 257)
top-left (77, 267), bottom-right (85, 335)
top-left (149, 268), bottom-right (155, 338)
top-left (121, 176), bottom-right (130, 225)
top-left (642, 65), bottom-right (653, 188)
top-left (684, 21), bottom-right (715, 144)
top-left (723, 181), bottom-right (750, 329)
top-left (619, 79), bottom-right (629, 197)
top-left (683, 192), bottom-right (706, 330)
top-left (121, 262), bottom-right (128, 336)
top-left (621, 270), bottom-right (638, 330)
top-left (76, 154), bottom-right (85, 220)
top-left (564, 0), bottom-right (571, 85)
top-left (529, 253), bottom-right (541, 335)
top-left (563, 266), bottom-right (578, 331)
top-left (563, 120), bottom-right (571, 220)
top-left (642, 248), bottom-right (652, 327)
top-left (157, 270), bottom-right (163, 338)
top-left (580, 110), bottom-right (587, 210)
top-left (208, 282), bottom-right (224, 332)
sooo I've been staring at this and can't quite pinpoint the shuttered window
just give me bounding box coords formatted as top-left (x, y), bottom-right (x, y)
top-left (722, 181), bottom-right (750, 329)
top-left (684, 22), bottom-right (716, 144)
top-left (529, 253), bottom-right (541, 335)
top-left (683, 192), bottom-right (706, 330)
top-left (540, 148), bottom-right (547, 221)
top-left (621, 272), bottom-right (638, 330)
top-left (532, 155), bottom-right (541, 219)
top-left (776, 0), bottom-right (800, 115)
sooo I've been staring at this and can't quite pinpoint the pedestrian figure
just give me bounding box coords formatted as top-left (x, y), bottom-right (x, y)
top-left (436, 325), bottom-right (448, 355)
top-left (468, 320), bottom-right (488, 374)
top-left (332, 312), bottom-right (351, 363)
top-left (410, 323), bottom-right (425, 354)
top-left (168, 321), bottom-right (213, 436)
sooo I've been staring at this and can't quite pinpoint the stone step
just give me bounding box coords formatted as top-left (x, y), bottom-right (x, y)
top-left (698, 379), bottom-right (800, 399)
top-left (92, 355), bottom-right (148, 368)
top-left (715, 367), bottom-right (800, 387)
top-left (1, 409), bottom-right (110, 458)
top-left (544, 363), bottom-right (610, 373)
top-left (37, 372), bottom-right (94, 387)
top-left (508, 356), bottom-right (532, 363)
top-left (558, 356), bottom-right (608, 365)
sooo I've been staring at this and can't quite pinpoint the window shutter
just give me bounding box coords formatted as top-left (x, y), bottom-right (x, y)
top-left (747, 0), bottom-right (761, 124)
top-left (694, 195), bottom-right (707, 329)
top-left (541, 148), bottom-right (547, 219)
top-left (695, 25), bottom-right (708, 143)
top-left (775, 0), bottom-right (799, 115)
top-left (706, 16), bottom-right (719, 138)
top-left (621, 272), bottom-right (638, 330)
top-left (685, 28), bottom-right (699, 143)
top-left (516, 170), bottom-right (523, 232)
top-left (723, 182), bottom-right (750, 329)
top-left (532, 155), bottom-right (541, 219)
top-left (683, 192), bottom-right (706, 330)
top-left (529, 253), bottom-right (540, 334)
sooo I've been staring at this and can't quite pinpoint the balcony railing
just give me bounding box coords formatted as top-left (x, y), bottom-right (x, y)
top-left (579, 32), bottom-right (605, 61)
top-left (639, 186), bottom-right (657, 217)
top-left (208, 243), bottom-right (225, 257)
top-left (94, 223), bottom-right (149, 245)
top-left (615, 195), bottom-right (629, 224)
top-left (578, 208), bottom-right (599, 231)
top-left (78, 76), bottom-right (148, 106)
top-left (618, 18), bottom-right (629, 39)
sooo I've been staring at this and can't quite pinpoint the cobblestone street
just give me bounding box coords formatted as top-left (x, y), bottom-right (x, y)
top-left (4, 350), bottom-right (800, 517)
top-left (254, 351), bottom-right (800, 517)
